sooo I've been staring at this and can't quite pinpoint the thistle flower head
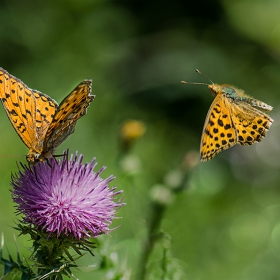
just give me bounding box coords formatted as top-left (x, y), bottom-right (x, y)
top-left (11, 153), bottom-right (124, 240)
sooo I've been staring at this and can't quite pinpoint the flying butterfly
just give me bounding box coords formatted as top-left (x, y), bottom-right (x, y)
top-left (0, 67), bottom-right (94, 164)
top-left (181, 69), bottom-right (273, 162)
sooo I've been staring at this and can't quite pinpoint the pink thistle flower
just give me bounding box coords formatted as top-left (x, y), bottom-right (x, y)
top-left (12, 153), bottom-right (124, 239)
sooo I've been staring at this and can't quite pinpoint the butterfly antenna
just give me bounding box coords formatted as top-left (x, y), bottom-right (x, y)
top-left (181, 69), bottom-right (214, 85)
top-left (195, 69), bottom-right (214, 84)
top-left (181, 81), bottom-right (209, 86)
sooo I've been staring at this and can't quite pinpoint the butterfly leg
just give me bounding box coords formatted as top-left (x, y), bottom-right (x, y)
top-left (53, 150), bottom-right (69, 171)
top-left (53, 153), bottom-right (66, 161)
top-left (64, 149), bottom-right (69, 172)
top-left (46, 158), bottom-right (53, 169)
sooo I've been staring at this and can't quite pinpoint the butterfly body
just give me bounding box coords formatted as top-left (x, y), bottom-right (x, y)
top-left (0, 67), bottom-right (94, 164)
top-left (209, 84), bottom-right (272, 111)
top-left (200, 83), bottom-right (273, 162)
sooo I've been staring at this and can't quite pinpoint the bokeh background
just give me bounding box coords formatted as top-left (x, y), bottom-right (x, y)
top-left (0, 0), bottom-right (280, 279)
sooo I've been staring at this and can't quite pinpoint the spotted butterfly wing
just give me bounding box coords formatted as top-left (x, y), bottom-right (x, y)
top-left (200, 93), bottom-right (237, 162)
top-left (0, 68), bottom-right (58, 152)
top-left (42, 80), bottom-right (94, 159)
top-left (33, 89), bottom-right (59, 138)
top-left (229, 97), bottom-right (273, 146)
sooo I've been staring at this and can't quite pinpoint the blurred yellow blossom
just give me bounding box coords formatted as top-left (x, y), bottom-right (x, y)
top-left (119, 120), bottom-right (146, 151)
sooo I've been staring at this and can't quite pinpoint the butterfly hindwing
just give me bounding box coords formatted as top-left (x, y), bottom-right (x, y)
top-left (230, 100), bottom-right (273, 146)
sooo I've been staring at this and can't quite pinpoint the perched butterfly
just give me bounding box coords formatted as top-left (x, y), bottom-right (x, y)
top-left (0, 67), bottom-right (94, 164)
top-left (181, 69), bottom-right (273, 162)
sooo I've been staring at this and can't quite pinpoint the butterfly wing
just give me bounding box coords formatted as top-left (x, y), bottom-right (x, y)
top-left (200, 94), bottom-right (238, 162)
top-left (33, 89), bottom-right (58, 136)
top-left (0, 68), bottom-right (36, 148)
top-left (42, 80), bottom-right (94, 158)
top-left (230, 100), bottom-right (273, 146)
top-left (0, 68), bottom-right (58, 153)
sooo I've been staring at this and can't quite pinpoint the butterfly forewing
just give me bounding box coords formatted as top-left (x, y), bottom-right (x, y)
top-left (44, 80), bottom-right (94, 154)
top-left (0, 68), bottom-right (37, 149)
top-left (200, 94), bottom-right (237, 162)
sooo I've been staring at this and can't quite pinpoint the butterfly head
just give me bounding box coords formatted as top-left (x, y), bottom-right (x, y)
top-left (207, 84), bottom-right (224, 97)
top-left (26, 149), bottom-right (45, 165)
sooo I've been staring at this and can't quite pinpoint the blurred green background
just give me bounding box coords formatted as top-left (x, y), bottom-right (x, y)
top-left (0, 0), bottom-right (280, 279)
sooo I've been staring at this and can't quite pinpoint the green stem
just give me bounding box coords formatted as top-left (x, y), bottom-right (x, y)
top-left (138, 201), bottom-right (166, 280)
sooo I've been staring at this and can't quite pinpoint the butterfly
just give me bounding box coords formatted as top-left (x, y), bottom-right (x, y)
top-left (181, 69), bottom-right (273, 162)
top-left (0, 67), bottom-right (94, 164)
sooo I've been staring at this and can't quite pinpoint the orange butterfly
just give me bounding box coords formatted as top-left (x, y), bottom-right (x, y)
top-left (0, 67), bottom-right (94, 164)
top-left (182, 70), bottom-right (273, 162)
